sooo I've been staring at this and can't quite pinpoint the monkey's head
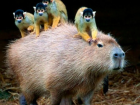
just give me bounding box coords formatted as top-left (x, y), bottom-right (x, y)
top-left (42, 0), bottom-right (54, 6)
top-left (81, 8), bottom-right (96, 23)
top-left (33, 3), bottom-right (46, 16)
top-left (13, 9), bottom-right (26, 23)
top-left (42, 0), bottom-right (50, 7)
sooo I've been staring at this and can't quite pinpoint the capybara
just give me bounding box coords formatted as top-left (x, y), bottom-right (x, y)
top-left (5, 23), bottom-right (125, 105)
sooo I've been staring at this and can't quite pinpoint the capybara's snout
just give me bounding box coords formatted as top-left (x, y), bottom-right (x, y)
top-left (112, 47), bottom-right (125, 70)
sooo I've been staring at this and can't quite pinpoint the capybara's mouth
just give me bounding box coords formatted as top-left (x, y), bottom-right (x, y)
top-left (113, 67), bottom-right (121, 70)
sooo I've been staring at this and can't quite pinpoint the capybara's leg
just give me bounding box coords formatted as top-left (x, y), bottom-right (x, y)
top-left (72, 97), bottom-right (83, 105)
top-left (20, 92), bottom-right (38, 105)
top-left (30, 99), bottom-right (38, 105)
top-left (60, 97), bottom-right (73, 105)
top-left (50, 91), bottom-right (62, 105)
top-left (82, 91), bottom-right (94, 105)
top-left (19, 94), bottom-right (27, 105)
top-left (103, 75), bottom-right (109, 95)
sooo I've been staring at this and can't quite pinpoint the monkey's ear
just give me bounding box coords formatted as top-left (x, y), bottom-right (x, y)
top-left (80, 12), bottom-right (83, 16)
top-left (13, 12), bottom-right (15, 18)
top-left (23, 12), bottom-right (26, 17)
top-left (33, 7), bottom-right (36, 12)
top-left (93, 11), bottom-right (96, 17)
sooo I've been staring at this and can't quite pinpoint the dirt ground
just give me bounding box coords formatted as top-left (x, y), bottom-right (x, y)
top-left (0, 64), bottom-right (140, 105)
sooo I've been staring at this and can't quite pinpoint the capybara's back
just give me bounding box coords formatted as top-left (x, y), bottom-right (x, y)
top-left (6, 23), bottom-right (125, 105)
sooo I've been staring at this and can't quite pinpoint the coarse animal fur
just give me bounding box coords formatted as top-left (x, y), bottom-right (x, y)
top-left (5, 23), bottom-right (125, 105)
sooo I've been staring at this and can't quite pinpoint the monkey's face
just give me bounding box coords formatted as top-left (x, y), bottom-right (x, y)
top-left (34, 3), bottom-right (46, 16)
top-left (83, 14), bottom-right (92, 22)
top-left (15, 15), bottom-right (23, 23)
top-left (13, 9), bottom-right (26, 23)
top-left (82, 8), bottom-right (96, 23)
top-left (37, 8), bottom-right (45, 16)
top-left (42, 0), bottom-right (50, 7)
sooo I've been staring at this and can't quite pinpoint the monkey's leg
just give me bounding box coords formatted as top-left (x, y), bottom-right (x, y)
top-left (91, 30), bottom-right (97, 40)
top-left (73, 32), bottom-right (82, 39)
top-left (44, 22), bottom-right (49, 31)
top-left (35, 24), bottom-right (40, 37)
top-left (48, 15), bottom-right (53, 26)
top-left (52, 16), bottom-right (60, 28)
top-left (60, 12), bottom-right (68, 23)
top-left (20, 30), bottom-right (25, 38)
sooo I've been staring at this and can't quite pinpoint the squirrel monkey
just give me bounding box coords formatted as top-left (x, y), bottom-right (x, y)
top-left (33, 2), bottom-right (49, 37)
top-left (13, 9), bottom-right (34, 38)
top-left (74, 7), bottom-right (98, 45)
top-left (42, 0), bottom-right (68, 28)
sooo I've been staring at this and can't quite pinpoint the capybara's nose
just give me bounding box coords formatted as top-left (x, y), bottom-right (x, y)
top-left (113, 48), bottom-right (125, 59)
top-left (114, 53), bottom-right (125, 58)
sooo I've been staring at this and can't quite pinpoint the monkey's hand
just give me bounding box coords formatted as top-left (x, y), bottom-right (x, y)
top-left (88, 38), bottom-right (94, 46)
top-left (30, 31), bottom-right (35, 35)
top-left (27, 26), bottom-right (34, 32)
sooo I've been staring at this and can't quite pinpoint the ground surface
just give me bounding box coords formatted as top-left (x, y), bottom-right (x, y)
top-left (0, 64), bottom-right (140, 105)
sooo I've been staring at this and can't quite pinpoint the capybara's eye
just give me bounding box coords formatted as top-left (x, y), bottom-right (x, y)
top-left (97, 44), bottom-right (103, 48)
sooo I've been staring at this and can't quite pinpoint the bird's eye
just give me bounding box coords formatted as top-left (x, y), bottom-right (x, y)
top-left (97, 44), bottom-right (103, 48)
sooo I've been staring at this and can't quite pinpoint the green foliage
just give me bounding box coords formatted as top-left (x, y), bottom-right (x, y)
top-left (0, 89), bottom-right (11, 100)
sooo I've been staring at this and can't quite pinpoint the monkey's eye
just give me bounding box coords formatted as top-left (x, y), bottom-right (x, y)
top-left (41, 9), bottom-right (44, 12)
top-left (37, 10), bottom-right (40, 13)
top-left (97, 44), bottom-right (103, 48)
top-left (16, 16), bottom-right (23, 20)
top-left (84, 15), bottom-right (87, 18)
top-left (88, 16), bottom-right (92, 18)
top-left (46, 1), bottom-right (49, 4)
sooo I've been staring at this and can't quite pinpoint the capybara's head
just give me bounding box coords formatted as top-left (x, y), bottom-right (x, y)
top-left (86, 32), bottom-right (125, 72)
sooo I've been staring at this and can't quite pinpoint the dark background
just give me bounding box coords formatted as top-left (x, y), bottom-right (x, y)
top-left (0, 0), bottom-right (140, 69)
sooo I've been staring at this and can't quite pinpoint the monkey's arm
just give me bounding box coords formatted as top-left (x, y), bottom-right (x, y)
top-left (79, 32), bottom-right (91, 42)
top-left (91, 29), bottom-right (98, 40)
top-left (19, 30), bottom-right (25, 38)
top-left (35, 23), bottom-right (40, 37)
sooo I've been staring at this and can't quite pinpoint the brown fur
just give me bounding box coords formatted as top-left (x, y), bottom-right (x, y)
top-left (5, 23), bottom-right (125, 105)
